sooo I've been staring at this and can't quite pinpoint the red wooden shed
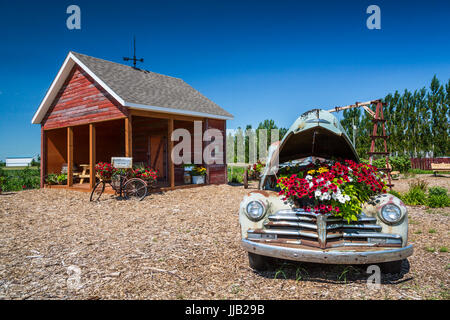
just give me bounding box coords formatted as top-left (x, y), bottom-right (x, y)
top-left (32, 52), bottom-right (233, 192)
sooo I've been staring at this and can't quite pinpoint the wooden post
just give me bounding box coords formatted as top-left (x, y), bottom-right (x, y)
top-left (67, 127), bottom-right (74, 187)
top-left (40, 127), bottom-right (46, 188)
top-left (125, 116), bottom-right (132, 157)
top-left (89, 123), bottom-right (96, 190)
top-left (168, 118), bottom-right (174, 189)
top-left (204, 119), bottom-right (210, 185)
top-left (223, 120), bottom-right (227, 184)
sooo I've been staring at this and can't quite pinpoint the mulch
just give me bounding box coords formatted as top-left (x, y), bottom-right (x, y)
top-left (0, 179), bottom-right (448, 300)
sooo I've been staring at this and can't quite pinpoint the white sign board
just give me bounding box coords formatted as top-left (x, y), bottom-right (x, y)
top-left (111, 157), bottom-right (133, 169)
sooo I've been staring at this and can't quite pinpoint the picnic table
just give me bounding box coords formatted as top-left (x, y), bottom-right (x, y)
top-left (78, 164), bottom-right (91, 184)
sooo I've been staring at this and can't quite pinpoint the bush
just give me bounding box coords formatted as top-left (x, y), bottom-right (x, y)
top-left (361, 156), bottom-right (411, 173)
top-left (391, 185), bottom-right (449, 208)
top-left (1, 167), bottom-right (40, 191)
top-left (228, 166), bottom-right (245, 183)
top-left (402, 187), bottom-right (427, 205)
top-left (389, 156), bottom-right (411, 173)
top-left (427, 187), bottom-right (450, 208)
top-left (428, 187), bottom-right (448, 197)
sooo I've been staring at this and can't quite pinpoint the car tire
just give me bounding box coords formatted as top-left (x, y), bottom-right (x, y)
top-left (379, 259), bottom-right (404, 274)
top-left (248, 252), bottom-right (271, 271)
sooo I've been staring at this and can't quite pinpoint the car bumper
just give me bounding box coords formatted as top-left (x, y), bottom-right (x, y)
top-left (241, 239), bottom-right (414, 264)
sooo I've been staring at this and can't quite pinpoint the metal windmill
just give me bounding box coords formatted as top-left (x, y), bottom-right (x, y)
top-left (328, 100), bottom-right (393, 189)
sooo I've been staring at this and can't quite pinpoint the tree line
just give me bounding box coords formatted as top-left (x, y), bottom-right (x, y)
top-left (228, 75), bottom-right (449, 164)
top-left (340, 75), bottom-right (449, 158)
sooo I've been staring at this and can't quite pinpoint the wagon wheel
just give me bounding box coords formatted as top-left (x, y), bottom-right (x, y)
top-left (90, 181), bottom-right (106, 202)
top-left (123, 178), bottom-right (148, 201)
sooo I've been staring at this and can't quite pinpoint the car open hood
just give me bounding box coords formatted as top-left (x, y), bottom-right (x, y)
top-left (260, 109), bottom-right (359, 186)
top-left (278, 109), bottom-right (359, 163)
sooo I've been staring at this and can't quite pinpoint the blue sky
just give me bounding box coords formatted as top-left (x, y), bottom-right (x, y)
top-left (0, 0), bottom-right (449, 160)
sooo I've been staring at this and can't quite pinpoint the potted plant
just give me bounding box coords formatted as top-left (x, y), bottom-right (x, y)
top-left (95, 162), bottom-right (116, 181)
top-left (57, 174), bottom-right (67, 185)
top-left (191, 166), bottom-right (206, 184)
top-left (249, 160), bottom-right (265, 180)
top-left (182, 164), bottom-right (195, 184)
top-left (133, 166), bottom-right (158, 186)
top-left (45, 173), bottom-right (58, 185)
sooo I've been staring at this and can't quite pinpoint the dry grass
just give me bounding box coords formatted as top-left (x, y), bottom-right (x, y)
top-left (0, 179), bottom-right (448, 300)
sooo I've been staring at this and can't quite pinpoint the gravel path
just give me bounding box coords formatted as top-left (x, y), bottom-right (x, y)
top-left (0, 181), bottom-right (448, 300)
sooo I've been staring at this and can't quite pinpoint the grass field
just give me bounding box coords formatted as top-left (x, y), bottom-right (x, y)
top-left (1, 166), bottom-right (39, 171)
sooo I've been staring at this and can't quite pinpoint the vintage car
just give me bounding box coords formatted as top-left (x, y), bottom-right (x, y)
top-left (239, 109), bottom-right (413, 273)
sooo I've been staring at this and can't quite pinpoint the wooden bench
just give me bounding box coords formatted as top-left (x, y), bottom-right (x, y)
top-left (431, 163), bottom-right (450, 176)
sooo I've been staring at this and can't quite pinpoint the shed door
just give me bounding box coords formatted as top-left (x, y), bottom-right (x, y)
top-left (148, 135), bottom-right (167, 180)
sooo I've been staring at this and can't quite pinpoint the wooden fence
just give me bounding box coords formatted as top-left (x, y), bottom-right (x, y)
top-left (410, 158), bottom-right (450, 170)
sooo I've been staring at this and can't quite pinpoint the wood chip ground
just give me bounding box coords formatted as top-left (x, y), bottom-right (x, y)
top-left (0, 175), bottom-right (448, 300)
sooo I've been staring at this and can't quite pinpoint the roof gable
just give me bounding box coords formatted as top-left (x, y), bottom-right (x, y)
top-left (42, 65), bottom-right (128, 129)
top-left (32, 52), bottom-right (233, 124)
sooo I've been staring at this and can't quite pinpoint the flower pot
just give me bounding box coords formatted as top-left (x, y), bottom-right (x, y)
top-left (192, 175), bottom-right (205, 184)
top-left (183, 171), bottom-right (192, 184)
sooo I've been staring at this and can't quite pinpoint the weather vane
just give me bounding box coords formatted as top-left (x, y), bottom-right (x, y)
top-left (123, 36), bottom-right (144, 68)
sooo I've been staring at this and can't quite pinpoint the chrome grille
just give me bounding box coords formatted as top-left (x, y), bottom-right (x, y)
top-left (247, 209), bottom-right (402, 248)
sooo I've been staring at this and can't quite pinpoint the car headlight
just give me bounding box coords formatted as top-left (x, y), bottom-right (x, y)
top-left (245, 201), bottom-right (266, 221)
top-left (379, 203), bottom-right (403, 224)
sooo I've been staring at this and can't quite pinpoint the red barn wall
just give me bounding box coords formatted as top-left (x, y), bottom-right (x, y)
top-left (42, 65), bottom-right (128, 130)
top-left (46, 128), bottom-right (67, 174)
top-left (204, 119), bottom-right (227, 184)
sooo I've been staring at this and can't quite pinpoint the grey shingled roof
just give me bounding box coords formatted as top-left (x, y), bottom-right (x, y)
top-left (71, 51), bottom-right (233, 118)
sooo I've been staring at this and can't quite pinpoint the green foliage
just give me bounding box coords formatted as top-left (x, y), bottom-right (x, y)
top-left (426, 186), bottom-right (449, 208)
top-left (398, 184), bottom-right (450, 208)
top-left (388, 189), bottom-right (403, 199)
top-left (427, 194), bottom-right (450, 208)
top-left (402, 187), bottom-right (427, 205)
top-left (389, 156), bottom-right (411, 172)
top-left (228, 120), bottom-right (287, 164)
top-left (340, 76), bottom-right (449, 157)
top-left (339, 183), bottom-right (369, 222)
top-left (409, 169), bottom-right (433, 174)
top-left (0, 167), bottom-right (40, 191)
top-left (227, 166), bottom-right (245, 183)
top-left (45, 173), bottom-right (58, 185)
top-left (428, 187), bottom-right (448, 197)
top-left (360, 156), bottom-right (411, 173)
top-left (57, 174), bottom-right (67, 184)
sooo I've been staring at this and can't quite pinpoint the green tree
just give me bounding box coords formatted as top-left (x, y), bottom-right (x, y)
top-left (428, 75), bottom-right (446, 156)
top-left (340, 107), bottom-right (361, 147)
top-left (415, 87), bottom-right (430, 157)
